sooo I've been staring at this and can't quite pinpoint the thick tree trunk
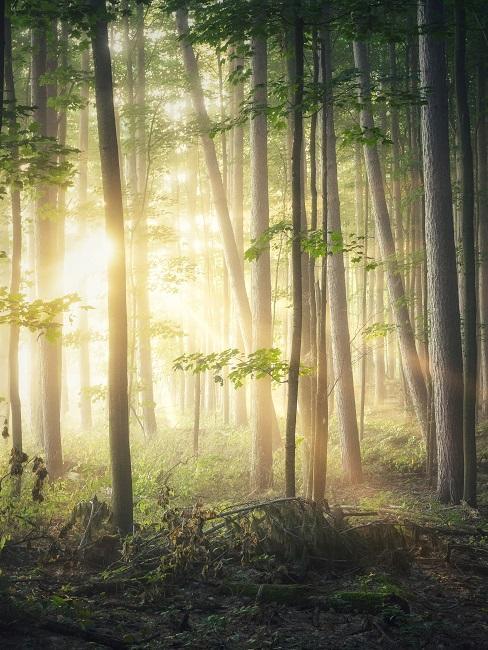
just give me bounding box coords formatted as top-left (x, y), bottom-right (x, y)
top-left (91, 0), bottom-right (133, 533)
top-left (32, 26), bottom-right (63, 479)
top-left (418, 0), bottom-right (463, 503)
top-left (455, 0), bottom-right (477, 505)
top-left (353, 39), bottom-right (428, 440)
top-left (134, 4), bottom-right (158, 438)
top-left (250, 34), bottom-right (273, 491)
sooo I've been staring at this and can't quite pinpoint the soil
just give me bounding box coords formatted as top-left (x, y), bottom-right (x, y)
top-left (2, 472), bottom-right (488, 649)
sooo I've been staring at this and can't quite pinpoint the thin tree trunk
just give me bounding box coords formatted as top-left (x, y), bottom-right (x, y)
top-left (359, 177), bottom-right (369, 440)
top-left (91, 0), bottom-right (133, 533)
top-left (418, 0), bottom-right (463, 503)
top-left (285, 7), bottom-right (304, 498)
top-left (307, 29), bottom-right (319, 499)
top-left (78, 47), bottom-right (93, 430)
top-left (312, 26), bottom-right (329, 503)
top-left (175, 9), bottom-right (252, 352)
top-left (32, 25), bottom-right (63, 479)
top-left (230, 51), bottom-right (248, 426)
top-left (323, 22), bottom-right (362, 482)
top-left (478, 60), bottom-right (488, 420)
top-left (353, 39), bottom-right (428, 440)
top-left (193, 370), bottom-right (200, 456)
top-left (134, 3), bottom-right (157, 437)
top-left (455, 0), bottom-right (477, 505)
top-left (6, 7), bottom-right (21, 456)
top-left (250, 34), bottom-right (273, 491)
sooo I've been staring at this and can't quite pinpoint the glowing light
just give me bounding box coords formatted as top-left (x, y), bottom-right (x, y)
top-left (179, 219), bottom-right (191, 233)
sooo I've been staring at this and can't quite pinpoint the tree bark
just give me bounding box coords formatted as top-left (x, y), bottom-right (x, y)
top-left (91, 0), bottom-right (133, 533)
top-left (175, 9), bottom-right (252, 353)
top-left (78, 47), bottom-right (93, 431)
top-left (32, 25), bottom-right (63, 479)
top-left (478, 60), bottom-right (488, 420)
top-left (455, 0), bottom-right (477, 505)
top-left (134, 3), bottom-right (158, 437)
top-left (312, 26), bottom-right (329, 503)
top-left (418, 0), bottom-right (464, 503)
top-left (6, 7), bottom-right (22, 456)
top-left (324, 22), bottom-right (362, 483)
top-left (285, 7), bottom-right (304, 498)
top-left (353, 39), bottom-right (428, 440)
top-left (250, 34), bottom-right (273, 491)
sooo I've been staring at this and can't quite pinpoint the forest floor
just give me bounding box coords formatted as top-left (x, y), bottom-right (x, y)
top-left (1, 419), bottom-right (488, 649)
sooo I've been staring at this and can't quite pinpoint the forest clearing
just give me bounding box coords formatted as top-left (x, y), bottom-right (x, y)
top-left (1, 0), bottom-right (488, 648)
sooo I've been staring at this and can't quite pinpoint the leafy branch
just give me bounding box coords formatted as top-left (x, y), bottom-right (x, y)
top-left (173, 347), bottom-right (310, 388)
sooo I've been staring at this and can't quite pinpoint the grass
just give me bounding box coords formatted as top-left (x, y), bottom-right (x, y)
top-left (1, 408), bottom-right (487, 540)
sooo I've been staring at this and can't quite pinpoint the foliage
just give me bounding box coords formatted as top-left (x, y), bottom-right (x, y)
top-left (0, 289), bottom-right (80, 340)
top-left (173, 347), bottom-right (309, 388)
top-left (363, 321), bottom-right (396, 340)
top-left (245, 221), bottom-right (368, 265)
top-left (149, 319), bottom-right (184, 339)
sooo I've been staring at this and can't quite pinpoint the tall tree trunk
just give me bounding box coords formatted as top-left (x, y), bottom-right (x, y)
top-left (312, 26), bottom-right (329, 503)
top-left (250, 34), bottom-right (273, 491)
top-left (230, 51), bottom-right (248, 426)
top-left (78, 47), bottom-right (93, 430)
top-left (32, 26), bottom-right (63, 478)
top-left (0, 0), bottom-right (5, 134)
top-left (175, 9), bottom-right (252, 352)
top-left (324, 22), bottom-right (362, 483)
top-left (389, 43), bottom-right (403, 273)
top-left (91, 0), bottom-right (133, 533)
top-left (307, 29), bottom-right (319, 499)
top-left (418, 0), bottom-right (464, 503)
top-left (353, 39), bottom-right (428, 440)
top-left (6, 7), bottom-right (21, 456)
top-left (359, 177), bottom-right (369, 439)
top-left (455, 0), bottom-right (477, 505)
top-left (134, 3), bottom-right (158, 437)
top-left (478, 60), bottom-right (488, 420)
top-left (193, 370), bottom-right (200, 456)
top-left (285, 7), bottom-right (303, 498)
top-left (58, 22), bottom-right (68, 418)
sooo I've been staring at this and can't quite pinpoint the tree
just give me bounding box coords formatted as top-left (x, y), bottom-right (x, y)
top-left (91, 0), bottom-right (133, 534)
top-left (418, 0), bottom-right (463, 503)
top-left (78, 47), bottom-right (93, 431)
top-left (249, 31), bottom-right (273, 491)
top-left (352, 38), bottom-right (428, 440)
top-left (323, 13), bottom-right (362, 484)
top-left (455, 0), bottom-right (477, 506)
top-left (32, 24), bottom-right (63, 479)
top-left (175, 8), bottom-right (252, 352)
top-left (285, 4), bottom-right (304, 498)
top-left (6, 2), bottom-right (22, 458)
top-left (134, 2), bottom-right (158, 438)
top-left (312, 20), bottom-right (329, 504)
